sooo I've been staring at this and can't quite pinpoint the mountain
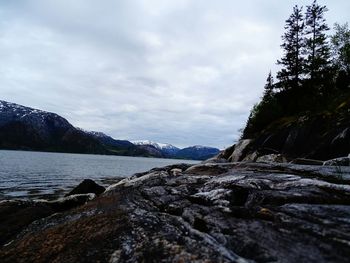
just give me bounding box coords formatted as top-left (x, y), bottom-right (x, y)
top-left (86, 131), bottom-right (151, 156)
top-left (0, 100), bottom-right (219, 160)
top-left (88, 131), bottom-right (134, 148)
top-left (132, 140), bottom-right (220, 160)
top-left (175, 145), bottom-right (220, 160)
top-left (0, 100), bottom-right (149, 156)
top-left (0, 100), bottom-right (106, 154)
top-left (132, 140), bottom-right (180, 157)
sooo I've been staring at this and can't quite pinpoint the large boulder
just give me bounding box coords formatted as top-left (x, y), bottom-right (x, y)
top-left (65, 179), bottom-right (105, 197)
top-left (2, 163), bottom-right (350, 262)
top-left (0, 200), bottom-right (54, 247)
top-left (323, 155), bottom-right (350, 166)
top-left (237, 110), bottom-right (350, 162)
top-left (227, 139), bottom-right (252, 162)
top-left (0, 180), bottom-right (101, 247)
top-left (256, 154), bottom-right (287, 163)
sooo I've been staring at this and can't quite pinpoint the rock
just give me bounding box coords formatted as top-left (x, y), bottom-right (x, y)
top-left (290, 158), bottom-right (324, 165)
top-left (239, 113), bottom-right (350, 162)
top-left (65, 179), bottom-right (105, 197)
top-left (242, 151), bottom-right (258, 162)
top-left (0, 192), bottom-right (96, 247)
top-left (170, 168), bottom-right (182, 176)
top-left (228, 139), bottom-right (252, 162)
top-left (256, 153), bottom-right (287, 163)
top-left (323, 155), bottom-right (350, 166)
top-left (217, 144), bottom-right (235, 159)
top-left (0, 200), bottom-right (54, 247)
top-left (185, 163), bottom-right (229, 175)
top-left (2, 162), bottom-right (350, 262)
top-left (201, 156), bottom-right (228, 164)
top-left (48, 193), bottom-right (96, 211)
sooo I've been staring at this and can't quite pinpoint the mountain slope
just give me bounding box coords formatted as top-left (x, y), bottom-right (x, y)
top-left (0, 100), bottom-right (220, 160)
top-left (132, 140), bottom-right (180, 157)
top-left (0, 101), bottom-right (145, 156)
top-left (175, 145), bottom-right (220, 160)
top-left (132, 140), bottom-right (220, 160)
top-left (0, 101), bottom-right (105, 154)
top-left (86, 131), bottom-right (152, 156)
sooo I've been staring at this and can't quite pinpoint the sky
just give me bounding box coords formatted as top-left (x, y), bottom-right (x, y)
top-left (0, 0), bottom-right (349, 149)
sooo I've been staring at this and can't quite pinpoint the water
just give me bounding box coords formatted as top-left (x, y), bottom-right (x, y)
top-left (0, 150), bottom-right (199, 200)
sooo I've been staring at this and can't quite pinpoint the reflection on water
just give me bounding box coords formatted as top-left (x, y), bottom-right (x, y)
top-left (0, 150), bottom-right (198, 199)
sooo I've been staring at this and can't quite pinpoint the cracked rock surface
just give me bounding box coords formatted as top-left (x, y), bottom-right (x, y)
top-left (1, 162), bottom-right (350, 262)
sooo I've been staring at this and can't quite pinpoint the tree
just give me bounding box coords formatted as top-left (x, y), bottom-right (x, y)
top-left (331, 23), bottom-right (350, 74)
top-left (304, 0), bottom-right (331, 84)
top-left (277, 5), bottom-right (305, 90)
top-left (262, 71), bottom-right (274, 101)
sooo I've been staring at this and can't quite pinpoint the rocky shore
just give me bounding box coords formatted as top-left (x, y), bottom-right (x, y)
top-left (1, 160), bottom-right (350, 262)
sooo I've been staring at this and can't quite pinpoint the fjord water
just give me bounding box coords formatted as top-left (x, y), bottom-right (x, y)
top-left (0, 150), bottom-right (199, 200)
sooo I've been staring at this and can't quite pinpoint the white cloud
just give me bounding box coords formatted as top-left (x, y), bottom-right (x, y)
top-left (0, 0), bottom-right (349, 148)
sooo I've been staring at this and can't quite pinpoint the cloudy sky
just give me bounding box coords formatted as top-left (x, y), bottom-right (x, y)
top-left (1, 0), bottom-right (349, 148)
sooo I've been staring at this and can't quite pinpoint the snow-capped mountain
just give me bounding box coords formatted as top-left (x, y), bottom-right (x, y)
top-left (0, 100), bottom-right (109, 153)
top-left (87, 131), bottom-right (134, 148)
top-left (132, 140), bottom-right (220, 160)
top-left (0, 101), bottom-right (143, 156)
top-left (0, 100), bottom-right (73, 139)
top-left (132, 140), bottom-right (180, 157)
top-left (0, 100), bottom-right (220, 160)
top-left (132, 140), bottom-right (179, 150)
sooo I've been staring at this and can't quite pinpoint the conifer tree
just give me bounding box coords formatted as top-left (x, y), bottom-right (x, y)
top-left (262, 71), bottom-right (274, 101)
top-left (277, 5), bottom-right (305, 90)
top-left (331, 23), bottom-right (350, 74)
top-left (304, 0), bottom-right (330, 83)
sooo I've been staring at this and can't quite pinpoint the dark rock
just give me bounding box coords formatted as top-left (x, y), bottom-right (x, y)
top-left (256, 153), bottom-right (287, 163)
top-left (323, 156), bottom-right (350, 166)
top-left (227, 139), bottom-right (252, 162)
top-left (217, 144), bottom-right (235, 159)
top-left (49, 193), bottom-right (96, 211)
top-left (290, 158), bottom-right (324, 165)
top-left (239, 112), bottom-right (350, 162)
top-left (0, 200), bottom-right (54, 247)
top-left (2, 163), bottom-right (350, 262)
top-left (66, 179), bottom-right (105, 197)
top-left (0, 193), bottom-right (95, 247)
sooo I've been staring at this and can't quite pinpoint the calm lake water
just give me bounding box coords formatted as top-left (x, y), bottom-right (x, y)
top-left (0, 150), bottom-right (199, 200)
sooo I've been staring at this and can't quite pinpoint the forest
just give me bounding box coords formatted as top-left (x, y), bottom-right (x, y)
top-left (243, 0), bottom-right (350, 139)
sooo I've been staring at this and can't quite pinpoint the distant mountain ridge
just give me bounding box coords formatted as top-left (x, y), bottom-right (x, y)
top-left (132, 140), bottom-right (220, 160)
top-left (132, 140), bottom-right (180, 158)
top-left (0, 100), bottom-right (219, 160)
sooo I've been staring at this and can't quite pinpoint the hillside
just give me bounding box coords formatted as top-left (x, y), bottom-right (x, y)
top-left (133, 141), bottom-right (220, 160)
top-left (0, 101), bottom-right (149, 156)
top-left (0, 100), bottom-right (220, 160)
top-left (231, 5), bottom-right (350, 162)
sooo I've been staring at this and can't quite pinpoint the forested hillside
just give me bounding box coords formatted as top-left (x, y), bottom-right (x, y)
top-left (240, 1), bottom-right (350, 160)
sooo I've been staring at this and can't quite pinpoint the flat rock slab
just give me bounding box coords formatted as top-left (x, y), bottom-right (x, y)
top-left (1, 163), bottom-right (350, 262)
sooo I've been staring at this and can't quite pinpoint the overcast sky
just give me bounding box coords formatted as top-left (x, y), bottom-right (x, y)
top-left (1, 0), bottom-right (349, 148)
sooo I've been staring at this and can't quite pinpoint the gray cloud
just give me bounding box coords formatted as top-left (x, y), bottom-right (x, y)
top-left (0, 0), bottom-right (349, 148)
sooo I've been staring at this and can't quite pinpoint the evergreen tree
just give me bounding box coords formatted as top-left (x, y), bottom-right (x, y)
top-left (331, 23), bottom-right (350, 74)
top-left (331, 23), bottom-right (350, 89)
top-left (304, 0), bottom-right (330, 84)
top-left (277, 5), bottom-right (305, 90)
top-left (262, 71), bottom-right (274, 101)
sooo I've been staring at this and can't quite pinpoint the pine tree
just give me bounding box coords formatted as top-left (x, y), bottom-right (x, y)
top-left (331, 23), bottom-right (350, 89)
top-left (304, 0), bottom-right (330, 84)
top-left (277, 5), bottom-right (305, 90)
top-left (331, 23), bottom-right (350, 74)
top-left (262, 71), bottom-right (274, 101)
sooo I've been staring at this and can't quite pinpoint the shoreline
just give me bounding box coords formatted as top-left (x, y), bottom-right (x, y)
top-left (1, 161), bottom-right (350, 262)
